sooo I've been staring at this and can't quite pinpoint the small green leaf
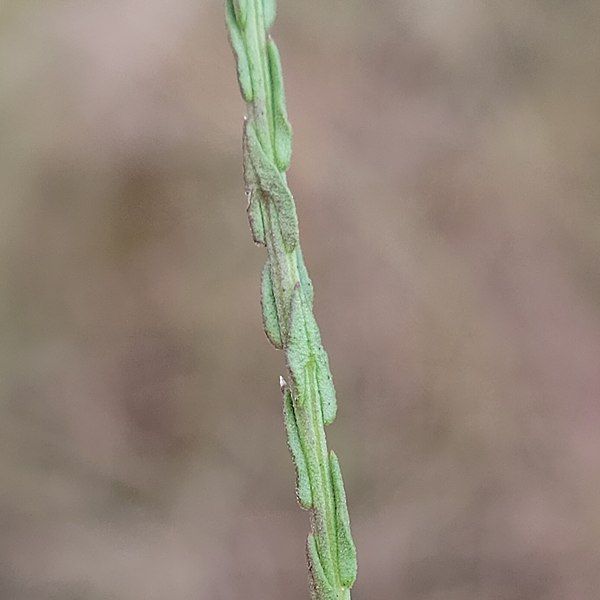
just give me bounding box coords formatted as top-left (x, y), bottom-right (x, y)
top-left (247, 192), bottom-right (266, 245)
top-left (225, 0), bottom-right (253, 102)
top-left (296, 247), bottom-right (314, 308)
top-left (283, 387), bottom-right (312, 509)
top-left (261, 260), bottom-right (283, 348)
top-left (263, 0), bottom-right (276, 31)
top-left (330, 451), bottom-right (357, 588)
top-left (232, 0), bottom-right (248, 29)
top-left (300, 298), bottom-right (322, 348)
top-left (243, 122), bottom-right (266, 245)
top-left (306, 534), bottom-right (336, 600)
top-left (316, 352), bottom-right (337, 425)
top-left (245, 122), bottom-right (299, 251)
top-left (264, 201), bottom-right (296, 339)
top-left (268, 39), bottom-right (292, 172)
top-left (300, 303), bottom-right (337, 424)
top-left (286, 284), bottom-right (309, 402)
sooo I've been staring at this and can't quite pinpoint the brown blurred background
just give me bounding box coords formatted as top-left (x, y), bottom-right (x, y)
top-left (1, 1), bottom-right (600, 599)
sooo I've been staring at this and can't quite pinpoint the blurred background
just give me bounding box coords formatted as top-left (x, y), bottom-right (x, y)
top-left (1, 1), bottom-right (600, 599)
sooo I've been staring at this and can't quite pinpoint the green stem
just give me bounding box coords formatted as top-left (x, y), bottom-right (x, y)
top-left (225, 2), bottom-right (357, 597)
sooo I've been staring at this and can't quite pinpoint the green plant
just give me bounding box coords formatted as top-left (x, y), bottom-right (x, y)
top-left (225, 1), bottom-right (357, 598)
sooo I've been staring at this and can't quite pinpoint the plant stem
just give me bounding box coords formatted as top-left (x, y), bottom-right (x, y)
top-left (225, 2), bottom-right (357, 598)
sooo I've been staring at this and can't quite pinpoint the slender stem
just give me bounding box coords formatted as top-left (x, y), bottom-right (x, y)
top-left (225, 2), bottom-right (357, 597)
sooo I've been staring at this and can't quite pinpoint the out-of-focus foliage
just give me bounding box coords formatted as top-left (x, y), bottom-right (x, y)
top-left (1, 1), bottom-right (599, 599)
